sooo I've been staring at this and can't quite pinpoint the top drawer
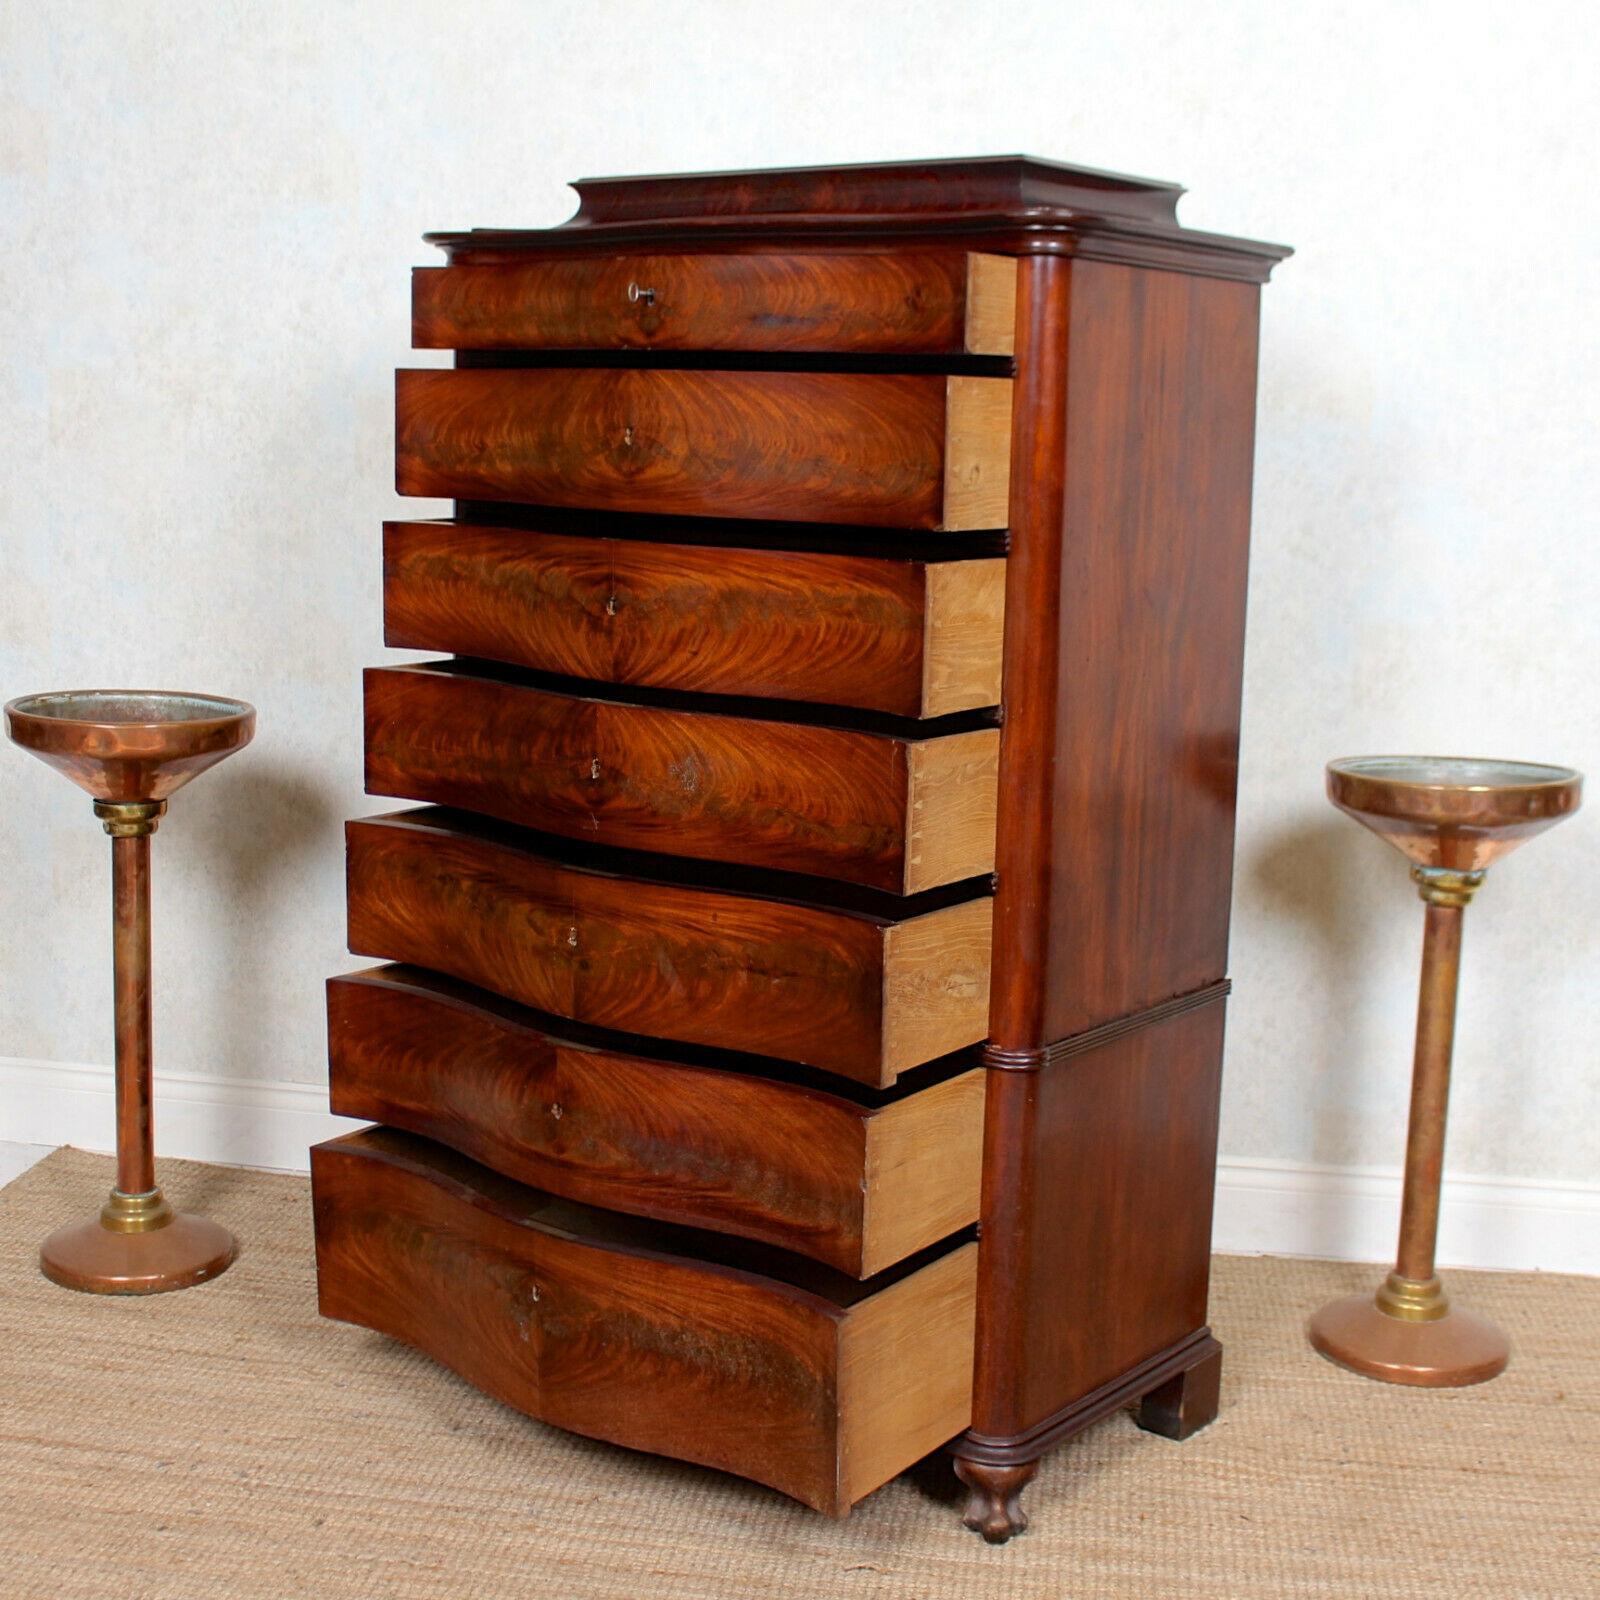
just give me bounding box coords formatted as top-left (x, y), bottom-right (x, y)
top-left (413, 252), bottom-right (1017, 355)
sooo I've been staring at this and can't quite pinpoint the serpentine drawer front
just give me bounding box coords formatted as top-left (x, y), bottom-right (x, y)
top-left (395, 367), bottom-right (1013, 530)
top-left (344, 809), bottom-right (993, 1087)
top-left (412, 250), bottom-right (1018, 354)
top-left (316, 157), bottom-right (1285, 1533)
top-left (363, 662), bottom-right (999, 892)
top-left (312, 1128), bottom-right (978, 1517)
top-left (383, 520), bottom-right (1006, 718)
top-left (327, 965), bottom-right (984, 1276)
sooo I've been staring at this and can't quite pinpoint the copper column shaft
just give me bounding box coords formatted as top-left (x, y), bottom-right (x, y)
top-left (1396, 900), bottom-right (1461, 1287)
top-left (111, 832), bottom-right (156, 1199)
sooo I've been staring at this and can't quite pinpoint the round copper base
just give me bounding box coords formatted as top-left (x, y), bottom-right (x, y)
top-left (40, 1212), bottom-right (237, 1295)
top-left (1308, 1293), bottom-right (1509, 1387)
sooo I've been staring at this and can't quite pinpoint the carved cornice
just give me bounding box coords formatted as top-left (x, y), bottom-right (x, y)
top-left (424, 157), bottom-right (1292, 285)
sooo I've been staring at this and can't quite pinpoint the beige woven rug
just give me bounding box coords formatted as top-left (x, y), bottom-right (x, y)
top-left (1, 1148), bottom-right (1595, 1599)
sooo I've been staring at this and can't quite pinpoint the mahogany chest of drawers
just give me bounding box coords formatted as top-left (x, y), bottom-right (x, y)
top-left (311, 156), bottom-right (1288, 1541)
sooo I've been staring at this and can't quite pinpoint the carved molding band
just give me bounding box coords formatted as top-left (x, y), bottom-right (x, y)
top-left (954, 1328), bottom-right (1221, 1467)
top-left (983, 978), bottom-right (1232, 1073)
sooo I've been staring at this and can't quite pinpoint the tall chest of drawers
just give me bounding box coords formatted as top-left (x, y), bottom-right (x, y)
top-left (310, 156), bottom-right (1289, 1541)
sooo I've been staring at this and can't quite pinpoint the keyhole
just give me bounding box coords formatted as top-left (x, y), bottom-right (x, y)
top-left (567, 926), bottom-right (578, 948)
top-left (589, 757), bottom-right (602, 780)
top-left (605, 594), bottom-right (619, 617)
top-left (549, 1103), bottom-right (563, 1121)
top-left (623, 424), bottom-right (635, 447)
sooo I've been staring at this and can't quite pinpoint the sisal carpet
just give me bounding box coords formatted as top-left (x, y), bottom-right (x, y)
top-left (0, 1149), bottom-right (1595, 1600)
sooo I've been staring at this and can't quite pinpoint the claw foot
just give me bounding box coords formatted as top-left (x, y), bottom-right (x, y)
top-left (953, 1458), bottom-right (1037, 1544)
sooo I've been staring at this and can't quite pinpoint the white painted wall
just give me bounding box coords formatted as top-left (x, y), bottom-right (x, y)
top-left (3, 2), bottom-right (1597, 1266)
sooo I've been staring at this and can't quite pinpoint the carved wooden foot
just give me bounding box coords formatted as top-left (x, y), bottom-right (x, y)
top-left (953, 1458), bottom-right (1037, 1544)
top-left (1135, 1343), bottom-right (1222, 1441)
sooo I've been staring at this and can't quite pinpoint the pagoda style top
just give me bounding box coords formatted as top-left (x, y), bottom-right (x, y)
top-left (424, 155), bottom-right (1292, 283)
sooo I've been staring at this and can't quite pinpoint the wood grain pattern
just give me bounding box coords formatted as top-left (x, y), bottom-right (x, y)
top-left (362, 663), bottom-right (999, 891)
top-left (395, 368), bottom-right (1013, 531)
top-left (1013, 261), bottom-right (1260, 1039)
top-left (413, 251), bottom-right (1016, 355)
top-left (882, 897), bottom-right (994, 1075)
top-left (837, 1243), bottom-right (979, 1504)
top-left (383, 520), bottom-right (1005, 717)
top-left (1136, 1342), bottom-right (1222, 1441)
top-left (921, 555), bottom-right (1007, 715)
top-left (965, 256), bottom-right (1262, 1491)
top-left (963, 253), bottom-right (1018, 355)
top-left (422, 157), bottom-right (1291, 284)
top-left (985, 252), bottom-right (1069, 1058)
top-left (903, 728), bottom-right (1001, 895)
top-left (942, 376), bottom-right (1014, 532)
top-left (859, 1065), bottom-right (986, 1277)
top-left (967, 999), bottom-right (1226, 1440)
top-left (554, 157), bottom-right (1176, 229)
top-left (344, 810), bottom-right (992, 1086)
top-left (987, 257), bottom-right (1261, 1046)
top-left (323, 159), bottom-right (1285, 1533)
top-left (327, 963), bottom-right (984, 1275)
top-left (312, 1126), bottom-right (979, 1514)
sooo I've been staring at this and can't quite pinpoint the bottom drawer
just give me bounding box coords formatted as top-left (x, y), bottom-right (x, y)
top-left (312, 1128), bottom-right (977, 1515)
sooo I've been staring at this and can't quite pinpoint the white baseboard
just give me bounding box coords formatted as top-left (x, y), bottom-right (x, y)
top-left (1211, 1155), bottom-right (1600, 1276)
top-left (1, 1057), bottom-right (360, 1175)
top-left (5, 1056), bottom-right (1596, 1276)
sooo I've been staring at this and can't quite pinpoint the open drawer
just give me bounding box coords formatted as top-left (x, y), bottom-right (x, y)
top-left (312, 1127), bottom-right (978, 1515)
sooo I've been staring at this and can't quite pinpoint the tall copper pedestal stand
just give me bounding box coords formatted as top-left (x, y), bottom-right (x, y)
top-left (1310, 756), bottom-right (1582, 1385)
top-left (5, 691), bottom-right (256, 1294)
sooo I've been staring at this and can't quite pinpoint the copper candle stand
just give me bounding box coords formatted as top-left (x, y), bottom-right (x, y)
top-left (6, 691), bottom-right (255, 1294)
top-left (1311, 755), bottom-right (1582, 1385)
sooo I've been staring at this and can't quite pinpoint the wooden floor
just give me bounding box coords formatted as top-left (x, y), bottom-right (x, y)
top-left (2, 1146), bottom-right (1595, 1599)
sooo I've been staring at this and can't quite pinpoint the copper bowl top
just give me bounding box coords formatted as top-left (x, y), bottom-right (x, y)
top-left (5, 691), bottom-right (256, 803)
top-left (1326, 756), bottom-right (1582, 871)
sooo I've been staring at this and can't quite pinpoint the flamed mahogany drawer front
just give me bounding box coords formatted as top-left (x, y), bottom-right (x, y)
top-left (412, 251), bottom-right (1017, 355)
top-left (364, 663), bottom-right (999, 893)
top-left (384, 521), bottom-right (1006, 718)
top-left (312, 1128), bottom-right (978, 1515)
top-left (345, 810), bottom-right (992, 1086)
top-left (395, 368), bottom-right (1013, 531)
top-left (327, 965), bottom-right (984, 1276)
